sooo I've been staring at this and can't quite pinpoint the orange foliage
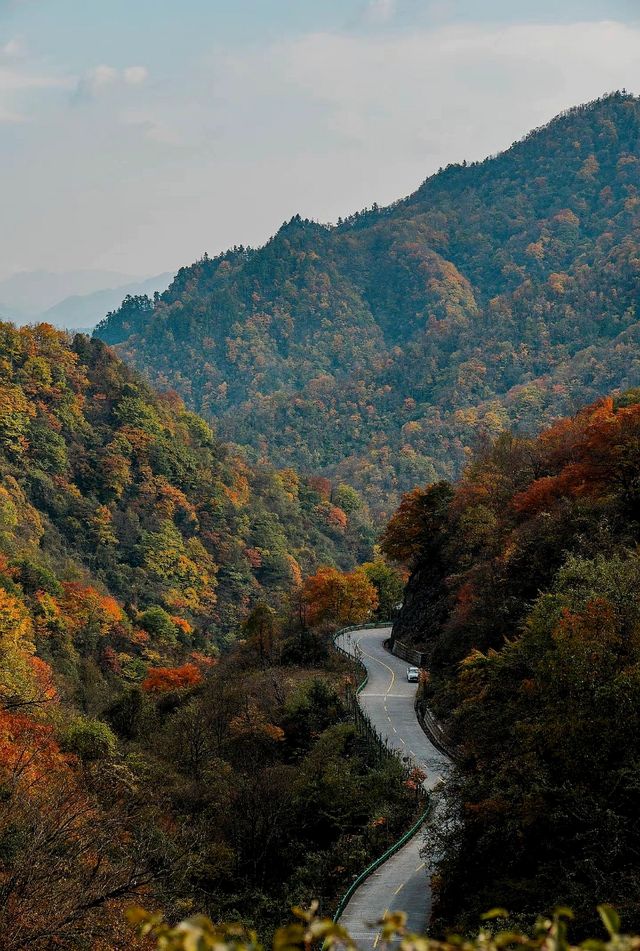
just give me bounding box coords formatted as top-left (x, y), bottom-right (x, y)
top-left (326, 505), bottom-right (348, 529)
top-left (512, 464), bottom-right (592, 515)
top-left (27, 655), bottom-right (57, 702)
top-left (223, 468), bottom-right (251, 507)
top-left (0, 709), bottom-right (68, 783)
top-left (228, 702), bottom-right (285, 743)
top-left (170, 615), bottom-right (194, 636)
top-left (308, 476), bottom-right (332, 500)
top-left (404, 766), bottom-right (427, 791)
top-left (515, 398), bottom-right (640, 515)
top-left (141, 663), bottom-right (203, 693)
top-left (102, 646), bottom-right (122, 674)
top-left (553, 598), bottom-right (621, 663)
top-left (60, 583), bottom-right (124, 634)
top-left (301, 566), bottom-right (378, 628)
top-left (245, 547), bottom-right (263, 568)
top-left (190, 651), bottom-right (217, 668)
top-left (285, 554), bottom-right (303, 587)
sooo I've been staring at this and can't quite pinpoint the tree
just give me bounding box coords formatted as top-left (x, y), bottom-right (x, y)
top-left (0, 709), bottom-right (149, 949)
top-left (59, 716), bottom-right (118, 761)
top-left (381, 482), bottom-right (454, 567)
top-left (301, 567), bottom-right (378, 628)
top-left (242, 603), bottom-right (279, 666)
top-left (362, 558), bottom-right (406, 619)
top-left (141, 664), bottom-right (203, 694)
top-left (138, 605), bottom-right (180, 644)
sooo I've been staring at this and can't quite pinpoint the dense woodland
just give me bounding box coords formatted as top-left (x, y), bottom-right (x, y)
top-left (0, 322), bottom-right (412, 948)
top-left (5, 91), bottom-right (640, 947)
top-left (0, 323), bottom-right (378, 642)
top-left (97, 92), bottom-right (640, 516)
top-left (384, 390), bottom-right (640, 933)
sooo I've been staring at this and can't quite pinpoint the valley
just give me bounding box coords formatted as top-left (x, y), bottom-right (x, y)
top-left (2, 88), bottom-right (640, 949)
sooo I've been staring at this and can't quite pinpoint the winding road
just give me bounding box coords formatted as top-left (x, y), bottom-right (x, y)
top-left (334, 626), bottom-right (450, 948)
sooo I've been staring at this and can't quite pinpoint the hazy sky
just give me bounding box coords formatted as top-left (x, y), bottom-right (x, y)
top-left (1, 0), bottom-right (639, 280)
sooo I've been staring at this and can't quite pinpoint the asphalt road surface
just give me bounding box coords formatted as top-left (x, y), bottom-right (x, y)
top-left (334, 626), bottom-right (450, 948)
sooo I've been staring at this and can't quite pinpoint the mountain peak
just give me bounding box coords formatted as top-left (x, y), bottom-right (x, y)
top-left (96, 96), bottom-right (640, 514)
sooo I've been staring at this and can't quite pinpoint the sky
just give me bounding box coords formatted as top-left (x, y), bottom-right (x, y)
top-left (1, 0), bottom-right (639, 281)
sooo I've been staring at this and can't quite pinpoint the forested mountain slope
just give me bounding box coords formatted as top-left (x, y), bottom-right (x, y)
top-left (97, 92), bottom-right (640, 514)
top-left (382, 389), bottom-right (640, 932)
top-left (0, 321), bottom-right (375, 663)
top-left (0, 322), bottom-right (412, 946)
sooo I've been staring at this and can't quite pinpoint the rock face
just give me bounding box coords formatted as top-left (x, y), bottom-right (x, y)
top-left (391, 560), bottom-right (450, 656)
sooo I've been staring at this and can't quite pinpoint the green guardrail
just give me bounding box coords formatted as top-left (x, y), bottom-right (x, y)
top-left (331, 622), bottom-right (431, 924)
top-left (332, 803), bottom-right (433, 923)
top-left (333, 621), bottom-right (391, 695)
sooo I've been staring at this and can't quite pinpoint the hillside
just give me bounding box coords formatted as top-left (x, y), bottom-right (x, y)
top-left (0, 321), bottom-right (415, 947)
top-left (0, 322), bottom-right (375, 644)
top-left (382, 389), bottom-right (640, 931)
top-left (96, 92), bottom-right (640, 515)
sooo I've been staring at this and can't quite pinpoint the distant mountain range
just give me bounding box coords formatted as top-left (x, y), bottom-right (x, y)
top-left (95, 92), bottom-right (640, 515)
top-left (0, 269), bottom-right (173, 330)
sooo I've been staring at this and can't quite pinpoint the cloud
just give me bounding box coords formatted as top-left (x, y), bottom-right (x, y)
top-left (1, 37), bottom-right (25, 58)
top-left (0, 61), bottom-right (69, 121)
top-left (123, 65), bottom-right (148, 85)
top-left (363, 0), bottom-right (397, 25)
top-left (74, 63), bottom-right (148, 100)
top-left (0, 104), bottom-right (23, 122)
top-left (263, 19), bottom-right (640, 160)
top-left (88, 64), bottom-right (118, 89)
top-left (1, 10), bottom-right (639, 281)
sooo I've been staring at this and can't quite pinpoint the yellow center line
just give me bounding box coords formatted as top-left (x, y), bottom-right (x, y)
top-left (394, 883), bottom-right (405, 895)
top-left (415, 862), bottom-right (425, 872)
top-left (373, 908), bottom-right (389, 949)
top-left (356, 635), bottom-right (396, 697)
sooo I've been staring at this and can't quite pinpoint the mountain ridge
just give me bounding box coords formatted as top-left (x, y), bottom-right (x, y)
top-left (96, 91), bottom-right (640, 514)
top-left (40, 272), bottom-right (174, 330)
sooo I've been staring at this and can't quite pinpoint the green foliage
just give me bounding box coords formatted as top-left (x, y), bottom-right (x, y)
top-left (13, 557), bottom-right (62, 596)
top-left (106, 685), bottom-right (150, 740)
top-left (114, 394), bottom-right (163, 435)
top-left (0, 323), bottom-right (374, 649)
top-left (362, 558), bottom-right (405, 619)
top-left (333, 484), bottom-right (363, 515)
top-left (59, 716), bottom-right (118, 761)
top-left (94, 293), bottom-right (155, 345)
top-left (130, 902), bottom-right (636, 951)
top-left (138, 605), bottom-right (181, 643)
top-left (28, 415), bottom-right (68, 473)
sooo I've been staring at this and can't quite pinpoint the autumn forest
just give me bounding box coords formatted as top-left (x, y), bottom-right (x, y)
top-left (3, 90), bottom-right (640, 946)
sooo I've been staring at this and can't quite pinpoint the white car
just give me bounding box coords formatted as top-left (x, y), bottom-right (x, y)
top-left (406, 666), bottom-right (420, 683)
